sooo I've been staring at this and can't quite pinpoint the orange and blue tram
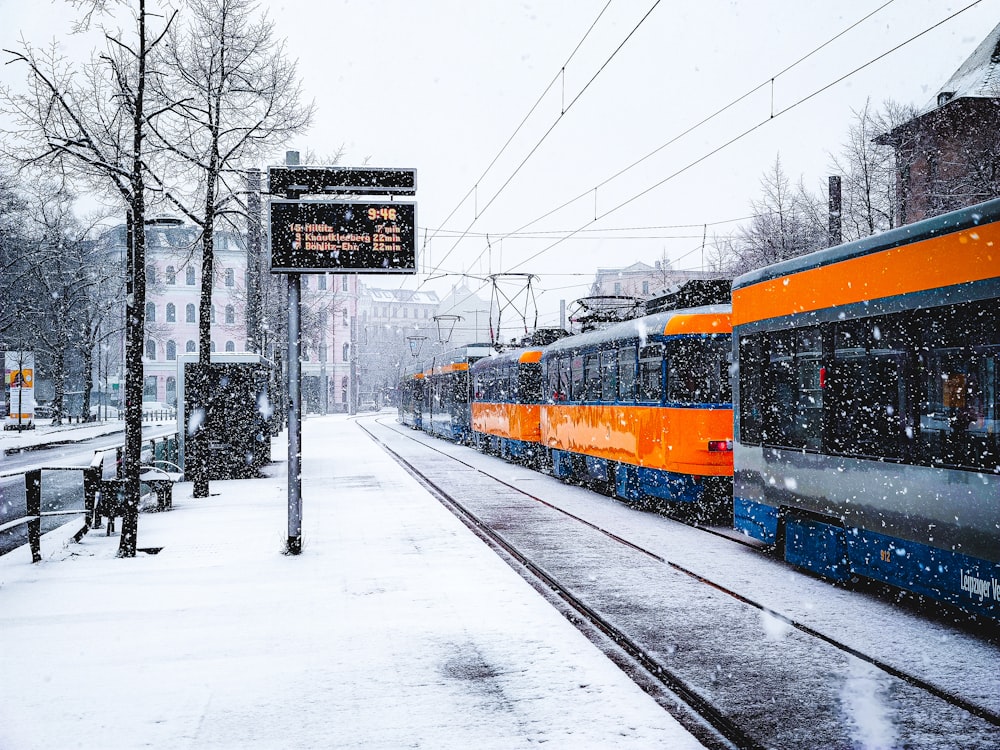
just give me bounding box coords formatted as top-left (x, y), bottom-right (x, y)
top-left (539, 306), bottom-right (734, 513)
top-left (732, 197), bottom-right (1000, 619)
top-left (470, 346), bottom-right (546, 463)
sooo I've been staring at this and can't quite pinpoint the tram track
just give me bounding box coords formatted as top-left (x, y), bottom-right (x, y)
top-left (360, 420), bottom-right (751, 750)
top-left (361, 417), bottom-right (1000, 748)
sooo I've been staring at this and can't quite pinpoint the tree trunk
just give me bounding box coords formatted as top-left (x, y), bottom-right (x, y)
top-left (119, 0), bottom-right (151, 558)
top-left (192, 188), bottom-right (215, 499)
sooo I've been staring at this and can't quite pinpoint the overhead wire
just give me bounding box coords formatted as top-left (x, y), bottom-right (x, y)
top-left (428, 1), bottom-right (984, 323)
top-left (504, 0), bottom-right (985, 275)
top-left (420, 0), bottom-right (663, 290)
top-left (454, 0), bottom-right (900, 278)
top-left (415, 0), bottom-right (616, 284)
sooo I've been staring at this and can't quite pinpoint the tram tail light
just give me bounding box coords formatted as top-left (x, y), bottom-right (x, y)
top-left (708, 440), bottom-right (733, 452)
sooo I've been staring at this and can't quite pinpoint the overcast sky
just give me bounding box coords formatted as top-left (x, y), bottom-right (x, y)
top-left (2, 0), bottom-right (998, 334)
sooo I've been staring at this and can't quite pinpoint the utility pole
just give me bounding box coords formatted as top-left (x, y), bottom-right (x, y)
top-left (828, 175), bottom-right (843, 248)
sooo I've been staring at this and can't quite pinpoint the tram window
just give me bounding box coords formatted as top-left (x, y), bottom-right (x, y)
top-left (637, 345), bottom-right (663, 402)
top-left (738, 336), bottom-right (764, 445)
top-left (768, 327), bottom-right (823, 450)
top-left (544, 360), bottom-right (558, 402)
top-left (521, 363), bottom-right (542, 403)
top-left (583, 353), bottom-right (601, 401)
top-left (618, 346), bottom-right (636, 400)
top-left (828, 317), bottom-right (909, 460)
top-left (570, 355), bottom-right (584, 401)
top-left (667, 336), bottom-right (731, 405)
top-left (918, 301), bottom-right (1000, 472)
top-left (600, 350), bottom-right (617, 401)
top-left (553, 356), bottom-right (570, 401)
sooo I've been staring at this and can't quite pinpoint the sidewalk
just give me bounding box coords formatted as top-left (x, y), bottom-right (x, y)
top-left (0, 415), bottom-right (703, 749)
top-left (0, 418), bottom-right (126, 454)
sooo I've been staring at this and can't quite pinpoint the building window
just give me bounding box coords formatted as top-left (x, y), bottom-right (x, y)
top-left (225, 268), bottom-right (235, 287)
top-left (211, 306), bottom-right (216, 324)
top-left (186, 303), bottom-right (196, 323)
top-left (342, 275), bottom-right (348, 291)
top-left (145, 340), bottom-right (156, 360)
top-left (343, 309), bottom-right (348, 325)
top-left (424, 309), bottom-right (429, 318)
top-left (343, 343), bottom-right (350, 362)
top-left (302, 275), bottom-right (309, 288)
top-left (642, 281), bottom-right (649, 295)
top-left (614, 281), bottom-right (622, 295)
top-left (319, 344), bottom-right (327, 362)
top-left (166, 340), bottom-right (177, 360)
top-left (186, 266), bottom-right (196, 285)
top-left (145, 302), bottom-right (155, 322)
top-left (186, 340), bottom-right (196, 353)
top-left (166, 303), bottom-right (176, 322)
top-left (319, 275), bottom-right (327, 290)
top-left (165, 376), bottom-right (176, 405)
top-left (166, 266), bottom-right (176, 285)
top-left (210, 341), bottom-right (216, 353)
top-left (225, 340), bottom-right (235, 352)
top-left (146, 264), bottom-right (156, 285)
top-left (225, 305), bottom-right (235, 324)
top-left (144, 376), bottom-right (158, 400)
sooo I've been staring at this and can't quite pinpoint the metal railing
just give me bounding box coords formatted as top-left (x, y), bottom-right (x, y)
top-left (0, 433), bottom-right (180, 562)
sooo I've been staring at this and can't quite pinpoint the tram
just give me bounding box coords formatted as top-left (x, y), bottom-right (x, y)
top-left (732, 197), bottom-right (1000, 619)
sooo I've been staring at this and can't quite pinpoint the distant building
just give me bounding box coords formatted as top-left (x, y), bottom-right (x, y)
top-left (589, 261), bottom-right (724, 301)
top-left (879, 23), bottom-right (1000, 224)
top-left (355, 286), bottom-right (440, 406)
top-left (98, 217), bottom-right (248, 406)
top-left (298, 272), bottom-right (359, 414)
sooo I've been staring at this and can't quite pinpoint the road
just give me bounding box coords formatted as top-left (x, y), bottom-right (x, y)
top-left (0, 423), bottom-right (176, 556)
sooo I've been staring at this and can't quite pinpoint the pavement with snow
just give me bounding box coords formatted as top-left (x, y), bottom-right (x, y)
top-left (0, 414), bottom-right (704, 749)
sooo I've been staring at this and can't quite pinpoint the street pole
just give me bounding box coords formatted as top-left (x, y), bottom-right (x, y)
top-left (287, 272), bottom-right (302, 553)
top-left (285, 151), bottom-right (302, 554)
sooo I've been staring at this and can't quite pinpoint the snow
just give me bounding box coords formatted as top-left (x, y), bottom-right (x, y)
top-left (0, 415), bottom-right (704, 749)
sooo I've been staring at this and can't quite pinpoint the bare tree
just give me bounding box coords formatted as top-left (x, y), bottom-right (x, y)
top-left (1, 0), bottom-right (178, 556)
top-left (149, 0), bottom-right (313, 496)
top-left (0, 169), bottom-right (30, 339)
top-left (0, 178), bottom-right (121, 426)
top-left (829, 98), bottom-right (918, 240)
top-left (715, 155), bottom-right (826, 276)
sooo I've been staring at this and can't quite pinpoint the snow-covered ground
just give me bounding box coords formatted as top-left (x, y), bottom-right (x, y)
top-left (0, 415), bottom-right (705, 749)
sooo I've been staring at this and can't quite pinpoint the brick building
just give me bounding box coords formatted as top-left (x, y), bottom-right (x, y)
top-left (879, 23), bottom-right (1000, 224)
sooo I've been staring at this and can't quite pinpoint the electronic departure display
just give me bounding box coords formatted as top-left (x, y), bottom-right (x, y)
top-left (269, 199), bottom-right (416, 274)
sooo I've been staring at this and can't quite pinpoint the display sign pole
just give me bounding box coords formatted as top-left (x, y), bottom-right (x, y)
top-left (268, 159), bottom-right (417, 553)
top-left (287, 272), bottom-right (302, 554)
top-left (285, 151), bottom-right (303, 555)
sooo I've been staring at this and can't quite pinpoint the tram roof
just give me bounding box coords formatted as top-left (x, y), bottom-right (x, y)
top-left (470, 347), bottom-right (545, 373)
top-left (542, 305), bottom-right (732, 355)
top-left (732, 197), bottom-right (1000, 291)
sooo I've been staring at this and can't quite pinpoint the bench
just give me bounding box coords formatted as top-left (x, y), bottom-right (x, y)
top-left (93, 464), bottom-right (183, 534)
top-left (139, 464), bottom-right (184, 511)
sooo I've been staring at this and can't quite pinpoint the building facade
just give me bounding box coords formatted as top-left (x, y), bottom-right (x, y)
top-left (880, 23), bottom-right (1000, 224)
top-left (98, 217), bottom-right (250, 407)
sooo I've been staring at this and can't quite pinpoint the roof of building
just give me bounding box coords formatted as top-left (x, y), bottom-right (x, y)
top-left (923, 22), bottom-right (1000, 113)
top-left (366, 288), bottom-right (440, 304)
